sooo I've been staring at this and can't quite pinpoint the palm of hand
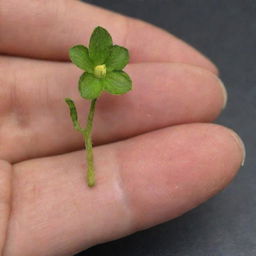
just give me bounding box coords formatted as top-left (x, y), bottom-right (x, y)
top-left (0, 1), bottom-right (244, 255)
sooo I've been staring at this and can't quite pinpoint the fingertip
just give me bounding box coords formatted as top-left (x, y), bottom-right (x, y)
top-left (225, 128), bottom-right (246, 167)
top-left (120, 124), bottom-right (244, 231)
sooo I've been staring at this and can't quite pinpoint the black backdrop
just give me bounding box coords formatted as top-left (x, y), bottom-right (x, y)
top-left (77, 1), bottom-right (256, 255)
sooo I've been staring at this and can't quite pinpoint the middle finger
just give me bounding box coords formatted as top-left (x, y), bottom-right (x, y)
top-left (0, 56), bottom-right (226, 162)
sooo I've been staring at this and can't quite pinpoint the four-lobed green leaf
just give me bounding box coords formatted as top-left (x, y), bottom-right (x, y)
top-left (68, 26), bottom-right (132, 100)
top-left (65, 26), bottom-right (133, 187)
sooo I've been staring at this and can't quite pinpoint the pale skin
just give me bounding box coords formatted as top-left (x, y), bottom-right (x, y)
top-left (0, 0), bottom-right (245, 255)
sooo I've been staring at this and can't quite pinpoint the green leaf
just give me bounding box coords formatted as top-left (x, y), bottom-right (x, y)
top-left (79, 72), bottom-right (103, 99)
top-left (102, 71), bottom-right (132, 95)
top-left (89, 26), bottom-right (113, 65)
top-left (64, 98), bottom-right (82, 131)
top-left (105, 45), bottom-right (129, 72)
top-left (69, 45), bottom-right (94, 73)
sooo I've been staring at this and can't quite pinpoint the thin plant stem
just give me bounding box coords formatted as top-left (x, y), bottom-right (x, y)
top-left (83, 98), bottom-right (97, 187)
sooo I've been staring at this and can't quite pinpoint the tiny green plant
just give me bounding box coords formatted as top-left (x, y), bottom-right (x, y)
top-left (65, 26), bottom-right (132, 187)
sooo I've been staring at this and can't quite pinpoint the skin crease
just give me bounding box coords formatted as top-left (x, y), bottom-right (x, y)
top-left (0, 161), bottom-right (12, 256)
top-left (0, 0), bottom-right (244, 256)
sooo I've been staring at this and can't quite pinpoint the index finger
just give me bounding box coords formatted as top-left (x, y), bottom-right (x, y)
top-left (0, 0), bottom-right (217, 73)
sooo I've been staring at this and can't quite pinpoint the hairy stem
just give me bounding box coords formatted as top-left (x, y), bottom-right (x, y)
top-left (83, 99), bottom-right (97, 187)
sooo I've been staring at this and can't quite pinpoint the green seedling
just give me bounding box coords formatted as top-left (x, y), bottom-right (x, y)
top-left (65, 26), bottom-right (132, 187)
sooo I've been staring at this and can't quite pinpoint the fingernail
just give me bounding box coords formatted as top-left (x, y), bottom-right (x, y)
top-left (217, 78), bottom-right (228, 109)
top-left (229, 130), bottom-right (246, 166)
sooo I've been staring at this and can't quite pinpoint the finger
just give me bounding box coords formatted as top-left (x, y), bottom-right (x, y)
top-left (3, 124), bottom-right (244, 256)
top-left (0, 56), bottom-right (226, 163)
top-left (0, 0), bottom-right (217, 73)
top-left (0, 160), bottom-right (12, 255)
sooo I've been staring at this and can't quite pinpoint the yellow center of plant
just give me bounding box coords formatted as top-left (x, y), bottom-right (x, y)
top-left (94, 64), bottom-right (107, 78)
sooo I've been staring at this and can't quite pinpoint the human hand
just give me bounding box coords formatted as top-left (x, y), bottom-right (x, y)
top-left (0, 1), bottom-right (245, 255)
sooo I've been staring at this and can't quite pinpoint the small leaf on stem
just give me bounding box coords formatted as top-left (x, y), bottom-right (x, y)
top-left (64, 98), bottom-right (82, 131)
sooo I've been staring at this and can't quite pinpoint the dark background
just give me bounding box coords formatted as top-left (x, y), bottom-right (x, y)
top-left (77, 1), bottom-right (256, 255)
